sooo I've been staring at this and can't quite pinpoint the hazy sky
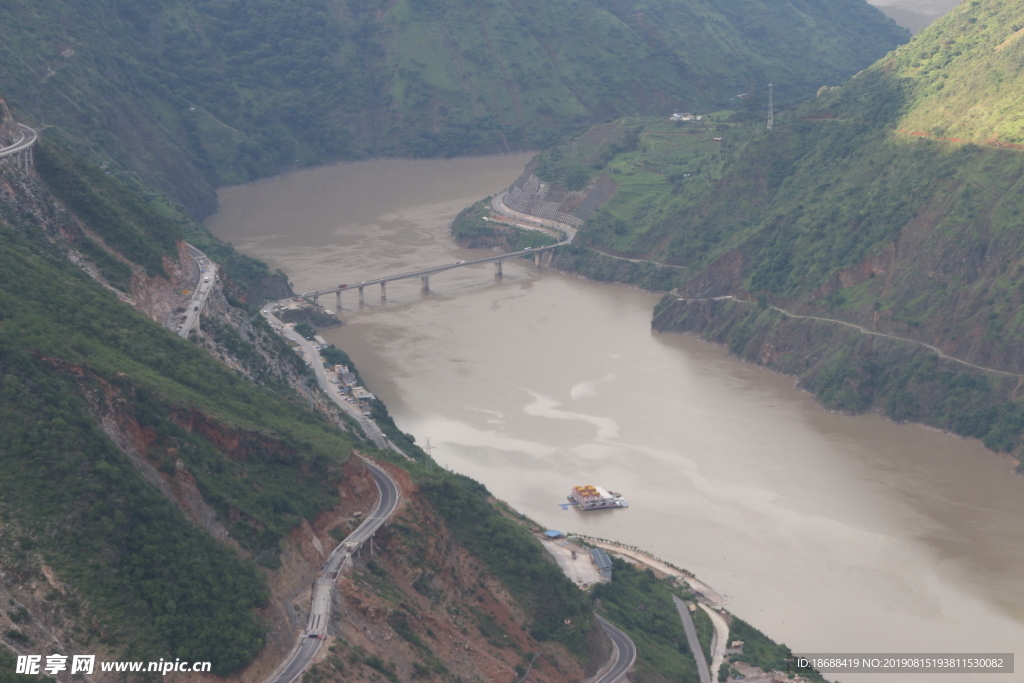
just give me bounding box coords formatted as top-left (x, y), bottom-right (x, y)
top-left (869, 0), bottom-right (962, 32)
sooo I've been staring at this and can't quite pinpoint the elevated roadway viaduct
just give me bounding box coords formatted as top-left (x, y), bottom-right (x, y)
top-left (0, 123), bottom-right (38, 172)
top-left (300, 197), bottom-right (577, 308)
top-left (264, 458), bottom-right (400, 683)
top-left (302, 240), bottom-right (568, 307)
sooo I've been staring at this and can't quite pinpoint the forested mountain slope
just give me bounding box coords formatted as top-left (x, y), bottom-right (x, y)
top-left (0, 0), bottom-right (907, 216)
top-left (0, 140), bottom-right (613, 680)
top-left (551, 0), bottom-right (1024, 458)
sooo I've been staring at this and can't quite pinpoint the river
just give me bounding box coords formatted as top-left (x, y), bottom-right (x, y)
top-left (207, 154), bottom-right (1023, 682)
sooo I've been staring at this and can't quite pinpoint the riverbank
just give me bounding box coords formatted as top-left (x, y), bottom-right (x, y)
top-left (208, 152), bottom-right (1024, 683)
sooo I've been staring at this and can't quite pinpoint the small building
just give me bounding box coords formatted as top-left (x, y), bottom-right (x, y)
top-left (352, 387), bottom-right (376, 401)
top-left (543, 530), bottom-right (566, 539)
top-left (590, 548), bottom-right (613, 581)
top-left (313, 334), bottom-right (328, 346)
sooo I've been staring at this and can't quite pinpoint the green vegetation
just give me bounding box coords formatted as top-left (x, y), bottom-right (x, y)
top-left (0, 0), bottom-right (910, 675)
top-left (0, 649), bottom-right (54, 683)
top-left (278, 306), bottom-right (340, 330)
top-left (76, 237), bottom-right (134, 292)
top-left (35, 140), bottom-right (180, 278)
top-left (592, 560), bottom-right (699, 682)
top-left (418, 475), bottom-right (593, 655)
top-left (450, 199), bottom-right (558, 251)
top-left (885, 0), bottom-right (1024, 144)
top-left (0, 321), bottom-right (267, 673)
top-left (558, 0), bottom-right (1024, 453)
top-left (0, 152), bottom-right (363, 670)
top-left (0, 0), bottom-right (906, 215)
top-left (726, 616), bottom-right (809, 678)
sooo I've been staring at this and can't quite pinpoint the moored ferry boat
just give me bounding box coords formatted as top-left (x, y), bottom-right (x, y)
top-left (568, 485), bottom-right (629, 511)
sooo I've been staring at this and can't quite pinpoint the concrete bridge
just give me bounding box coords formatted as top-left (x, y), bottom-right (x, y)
top-left (302, 239), bottom-right (568, 308)
top-left (0, 123), bottom-right (38, 172)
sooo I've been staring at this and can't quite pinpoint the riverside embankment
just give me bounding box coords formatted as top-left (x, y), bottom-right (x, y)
top-left (207, 154), bottom-right (1024, 683)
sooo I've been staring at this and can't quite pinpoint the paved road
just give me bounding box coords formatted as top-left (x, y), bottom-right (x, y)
top-left (0, 123), bottom-right (37, 159)
top-left (177, 244), bottom-right (217, 338)
top-left (264, 457), bottom-right (400, 683)
top-left (699, 602), bottom-right (729, 678)
top-left (595, 615), bottom-right (637, 683)
top-left (257, 306), bottom-right (405, 683)
top-left (490, 192), bottom-right (579, 241)
top-left (672, 597), bottom-right (712, 683)
top-left (302, 195), bottom-right (576, 300)
top-left (264, 305), bottom-right (395, 450)
top-left (674, 293), bottom-right (1024, 379)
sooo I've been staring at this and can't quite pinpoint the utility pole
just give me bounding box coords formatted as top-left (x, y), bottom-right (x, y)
top-left (424, 437), bottom-right (435, 468)
top-left (767, 83), bottom-right (774, 131)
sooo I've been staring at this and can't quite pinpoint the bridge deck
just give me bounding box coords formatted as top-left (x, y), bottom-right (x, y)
top-left (0, 124), bottom-right (37, 158)
top-left (302, 241), bottom-right (565, 298)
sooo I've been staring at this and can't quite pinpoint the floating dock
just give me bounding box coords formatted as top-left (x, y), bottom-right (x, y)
top-left (568, 485), bottom-right (628, 511)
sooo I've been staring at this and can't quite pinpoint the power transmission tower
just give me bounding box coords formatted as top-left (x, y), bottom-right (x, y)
top-left (424, 436), bottom-right (435, 468)
top-left (767, 82), bottom-right (774, 131)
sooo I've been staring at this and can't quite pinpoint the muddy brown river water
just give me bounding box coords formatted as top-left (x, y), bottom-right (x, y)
top-left (207, 153), bottom-right (1022, 681)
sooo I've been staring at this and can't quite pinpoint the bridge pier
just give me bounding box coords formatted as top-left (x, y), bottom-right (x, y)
top-left (358, 286), bottom-right (365, 306)
top-left (421, 276), bottom-right (430, 293)
top-left (335, 290), bottom-right (341, 311)
top-left (534, 253), bottom-right (541, 267)
top-left (313, 294), bottom-right (319, 306)
top-left (495, 261), bottom-right (503, 277)
top-left (380, 282), bottom-right (386, 301)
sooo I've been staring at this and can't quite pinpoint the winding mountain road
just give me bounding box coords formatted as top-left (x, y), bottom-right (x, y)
top-left (676, 293), bottom-right (1024, 379)
top-left (264, 457), bottom-right (400, 683)
top-left (177, 243), bottom-right (217, 338)
top-left (594, 615), bottom-right (637, 683)
top-left (258, 303), bottom-right (403, 683)
top-left (0, 123), bottom-right (37, 159)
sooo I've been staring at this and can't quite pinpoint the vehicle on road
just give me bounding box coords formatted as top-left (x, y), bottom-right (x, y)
top-left (203, 277), bottom-right (210, 282)
top-left (338, 284), bottom-right (348, 288)
top-left (524, 247), bottom-right (533, 250)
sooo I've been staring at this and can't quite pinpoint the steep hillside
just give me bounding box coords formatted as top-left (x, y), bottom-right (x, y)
top-left (541, 0), bottom-right (1024, 459)
top-left (0, 134), bottom-right (824, 682)
top-left (0, 0), bottom-right (907, 216)
top-left (0, 154), bottom-right (370, 673)
top-left (0, 142), bottom-right (614, 682)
